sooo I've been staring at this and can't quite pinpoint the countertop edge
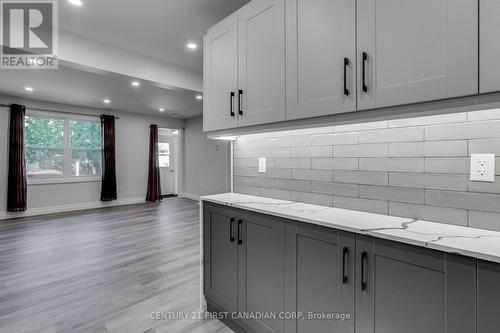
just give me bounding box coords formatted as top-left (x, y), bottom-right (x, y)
top-left (200, 194), bottom-right (500, 264)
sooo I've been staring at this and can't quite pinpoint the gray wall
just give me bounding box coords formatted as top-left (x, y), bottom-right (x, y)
top-left (183, 116), bottom-right (230, 198)
top-left (234, 108), bottom-right (500, 231)
top-left (0, 94), bottom-right (183, 216)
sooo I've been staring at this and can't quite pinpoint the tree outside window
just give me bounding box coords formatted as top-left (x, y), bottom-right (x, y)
top-left (24, 115), bottom-right (102, 180)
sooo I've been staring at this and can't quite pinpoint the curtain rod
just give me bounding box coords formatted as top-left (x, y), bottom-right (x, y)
top-left (0, 103), bottom-right (120, 119)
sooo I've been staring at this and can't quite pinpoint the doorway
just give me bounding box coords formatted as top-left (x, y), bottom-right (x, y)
top-left (158, 128), bottom-right (179, 198)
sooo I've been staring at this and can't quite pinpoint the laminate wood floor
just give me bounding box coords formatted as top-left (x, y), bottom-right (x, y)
top-left (0, 198), bottom-right (233, 333)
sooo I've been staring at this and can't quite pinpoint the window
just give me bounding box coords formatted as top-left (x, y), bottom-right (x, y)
top-left (158, 142), bottom-right (170, 168)
top-left (25, 114), bottom-right (102, 181)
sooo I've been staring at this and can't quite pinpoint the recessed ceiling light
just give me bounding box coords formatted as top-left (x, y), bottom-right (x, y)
top-left (68, 0), bottom-right (83, 6)
top-left (186, 42), bottom-right (198, 49)
top-left (25, 87), bottom-right (34, 92)
top-left (159, 108), bottom-right (165, 112)
top-left (131, 81), bottom-right (140, 87)
top-left (196, 94), bottom-right (203, 100)
top-left (103, 99), bottom-right (111, 104)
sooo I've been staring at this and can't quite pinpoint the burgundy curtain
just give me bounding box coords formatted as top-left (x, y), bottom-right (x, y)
top-left (100, 115), bottom-right (117, 201)
top-left (7, 104), bottom-right (27, 212)
top-left (146, 124), bottom-right (161, 202)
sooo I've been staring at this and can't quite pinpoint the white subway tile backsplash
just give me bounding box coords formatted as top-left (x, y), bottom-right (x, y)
top-left (359, 127), bottom-right (424, 143)
top-left (312, 158), bottom-right (358, 171)
top-left (425, 190), bottom-right (500, 213)
top-left (425, 121), bottom-right (500, 141)
top-left (275, 158), bottom-right (311, 169)
top-left (388, 113), bottom-right (467, 128)
top-left (359, 185), bottom-right (425, 204)
top-left (233, 109), bottom-right (500, 228)
top-left (334, 144), bottom-right (388, 157)
top-left (275, 179), bottom-right (312, 192)
top-left (292, 146), bottom-right (332, 158)
top-left (333, 196), bottom-right (388, 215)
top-left (311, 133), bottom-right (358, 146)
top-left (311, 182), bottom-right (359, 197)
top-left (333, 121), bottom-right (388, 133)
top-left (274, 135), bottom-right (311, 147)
top-left (292, 191), bottom-right (333, 207)
top-left (260, 188), bottom-right (292, 201)
top-left (333, 171), bottom-right (389, 186)
top-left (359, 158), bottom-right (424, 172)
top-left (389, 141), bottom-right (467, 157)
top-left (292, 169), bottom-right (333, 182)
top-left (424, 158), bottom-right (469, 174)
top-left (245, 177), bottom-right (275, 188)
top-left (389, 173), bottom-right (468, 191)
top-left (468, 210), bottom-right (500, 231)
top-left (467, 108), bottom-right (500, 122)
top-left (389, 202), bottom-right (467, 226)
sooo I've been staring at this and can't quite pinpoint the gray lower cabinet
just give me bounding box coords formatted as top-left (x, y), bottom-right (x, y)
top-left (355, 235), bottom-right (476, 333)
top-left (204, 203), bottom-right (483, 333)
top-left (204, 203), bottom-right (285, 333)
top-left (203, 203), bottom-right (239, 313)
top-left (284, 221), bottom-right (355, 333)
top-left (477, 260), bottom-right (500, 333)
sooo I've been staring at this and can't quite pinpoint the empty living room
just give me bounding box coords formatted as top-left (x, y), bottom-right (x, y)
top-left (2, 1), bottom-right (500, 333)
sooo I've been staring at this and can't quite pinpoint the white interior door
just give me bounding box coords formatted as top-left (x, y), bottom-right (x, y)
top-left (357, 0), bottom-right (478, 110)
top-left (159, 138), bottom-right (175, 195)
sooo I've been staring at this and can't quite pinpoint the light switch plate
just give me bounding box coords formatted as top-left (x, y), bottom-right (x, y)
top-left (470, 154), bottom-right (495, 182)
top-left (258, 157), bottom-right (266, 173)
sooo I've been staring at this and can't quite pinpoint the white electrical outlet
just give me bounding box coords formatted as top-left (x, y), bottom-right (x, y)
top-left (470, 154), bottom-right (495, 182)
top-left (258, 157), bottom-right (266, 173)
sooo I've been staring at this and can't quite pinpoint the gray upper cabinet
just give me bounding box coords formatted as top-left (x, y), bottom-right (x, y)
top-left (238, 211), bottom-right (285, 333)
top-left (480, 0), bottom-right (500, 94)
top-left (237, 0), bottom-right (286, 127)
top-left (355, 235), bottom-right (476, 333)
top-left (203, 16), bottom-right (238, 132)
top-left (477, 260), bottom-right (500, 333)
top-left (357, 0), bottom-right (478, 110)
top-left (285, 0), bottom-right (356, 120)
top-left (203, 203), bottom-right (239, 313)
top-left (284, 221), bottom-right (355, 333)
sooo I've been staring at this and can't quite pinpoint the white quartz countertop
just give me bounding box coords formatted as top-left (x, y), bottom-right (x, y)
top-left (201, 192), bottom-right (500, 264)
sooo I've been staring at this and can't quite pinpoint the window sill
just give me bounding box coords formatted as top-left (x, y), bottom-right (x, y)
top-left (28, 177), bottom-right (101, 185)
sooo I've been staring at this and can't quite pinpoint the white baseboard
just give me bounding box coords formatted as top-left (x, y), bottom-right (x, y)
top-left (179, 192), bottom-right (201, 201)
top-left (0, 197), bottom-right (145, 220)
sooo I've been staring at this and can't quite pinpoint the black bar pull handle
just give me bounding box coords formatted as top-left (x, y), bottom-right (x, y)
top-left (362, 52), bottom-right (368, 93)
top-left (237, 219), bottom-right (243, 244)
top-left (343, 58), bottom-right (350, 96)
top-left (230, 92), bottom-right (235, 117)
top-left (342, 247), bottom-right (349, 284)
top-left (361, 251), bottom-right (368, 291)
top-left (229, 217), bottom-right (235, 242)
top-left (238, 89), bottom-right (243, 115)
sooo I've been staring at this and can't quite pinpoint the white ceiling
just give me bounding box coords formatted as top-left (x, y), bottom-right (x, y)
top-left (0, 63), bottom-right (203, 118)
top-left (59, 0), bottom-right (250, 72)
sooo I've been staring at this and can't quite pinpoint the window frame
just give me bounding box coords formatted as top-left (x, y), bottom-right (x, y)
top-left (25, 111), bottom-right (102, 185)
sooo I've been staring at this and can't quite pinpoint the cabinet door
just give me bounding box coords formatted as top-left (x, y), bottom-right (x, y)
top-left (284, 221), bottom-right (355, 333)
top-left (238, 211), bottom-right (285, 333)
top-left (355, 235), bottom-right (476, 333)
top-left (238, 0), bottom-right (286, 127)
top-left (203, 16), bottom-right (238, 132)
top-left (357, 0), bottom-right (478, 110)
top-left (480, 0), bottom-right (500, 93)
top-left (286, 0), bottom-right (356, 120)
top-left (203, 204), bottom-right (239, 313)
top-left (477, 260), bottom-right (500, 333)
